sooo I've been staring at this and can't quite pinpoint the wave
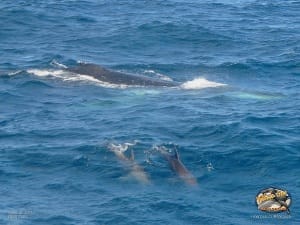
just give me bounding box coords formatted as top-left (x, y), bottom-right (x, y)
top-left (8, 70), bottom-right (23, 76)
top-left (0, 91), bottom-right (22, 99)
top-left (17, 80), bottom-right (53, 89)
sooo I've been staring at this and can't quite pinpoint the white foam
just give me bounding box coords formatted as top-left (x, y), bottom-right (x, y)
top-left (180, 77), bottom-right (226, 90)
top-left (8, 70), bottom-right (22, 76)
top-left (27, 69), bottom-right (65, 77)
top-left (27, 69), bottom-right (132, 89)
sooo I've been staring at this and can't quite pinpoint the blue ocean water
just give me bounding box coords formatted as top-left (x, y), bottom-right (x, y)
top-left (1, 0), bottom-right (299, 224)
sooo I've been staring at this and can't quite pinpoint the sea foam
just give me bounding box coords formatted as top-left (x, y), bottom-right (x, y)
top-left (180, 77), bottom-right (226, 90)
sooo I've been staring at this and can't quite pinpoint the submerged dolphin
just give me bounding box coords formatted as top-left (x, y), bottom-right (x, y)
top-left (108, 142), bottom-right (150, 184)
top-left (66, 63), bottom-right (178, 87)
top-left (157, 147), bottom-right (197, 186)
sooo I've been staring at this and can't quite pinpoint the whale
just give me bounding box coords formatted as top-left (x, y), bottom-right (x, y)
top-left (66, 63), bottom-right (178, 87)
top-left (157, 146), bottom-right (197, 186)
top-left (108, 142), bottom-right (150, 184)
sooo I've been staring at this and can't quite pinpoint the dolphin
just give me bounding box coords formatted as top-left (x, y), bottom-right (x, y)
top-left (66, 63), bottom-right (178, 87)
top-left (258, 199), bottom-right (282, 211)
top-left (108, 142), bottom-right (150, 184)
top-left (157, 146), bottom-right (197, 186)
top-left (257, 199), bottom-right (288, 212)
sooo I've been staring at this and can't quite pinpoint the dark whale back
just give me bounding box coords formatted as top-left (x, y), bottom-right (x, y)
top-left (66, 63), bottom-right (178, 87)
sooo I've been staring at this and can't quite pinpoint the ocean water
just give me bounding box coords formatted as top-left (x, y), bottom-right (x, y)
top-left (1, 0), bottom-right (299, 224)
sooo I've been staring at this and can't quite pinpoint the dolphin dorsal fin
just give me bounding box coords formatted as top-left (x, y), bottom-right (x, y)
top-left (174, 149), bottom-right (179, 160)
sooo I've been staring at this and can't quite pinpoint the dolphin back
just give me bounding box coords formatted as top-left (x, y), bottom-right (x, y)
top-left (157, 146), bottom-right (198, 186)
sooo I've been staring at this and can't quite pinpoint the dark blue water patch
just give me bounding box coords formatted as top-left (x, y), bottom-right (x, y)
top-left (6, 148), bottom-right (72, 172)
top-left (243, 115), bottom-right (290, 127)
top-left (0, 91), bottom-right (23, 102)
top-left (29, 215), bottom-right (77, 225)
top-left (70, 145), bottom-right (119, 177)
top-left (137, 20), bottom-right (232, 43)
top-left (17, 80), bottom-right (54, 89)
top-left (0, 164), bottom-right (30, 182)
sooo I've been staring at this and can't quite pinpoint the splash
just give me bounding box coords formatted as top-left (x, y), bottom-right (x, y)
top-left (107, 141), bottom-right (138, 153)
top-left (180, 77), bottom-right (226, 90)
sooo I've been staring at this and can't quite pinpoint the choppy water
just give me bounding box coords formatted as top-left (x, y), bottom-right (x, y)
top-left (1, 0), bottom-right (300, 224)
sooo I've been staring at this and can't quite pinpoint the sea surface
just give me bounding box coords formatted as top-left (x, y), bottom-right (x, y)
top-left (1, 0), bottom-right (299, 224)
